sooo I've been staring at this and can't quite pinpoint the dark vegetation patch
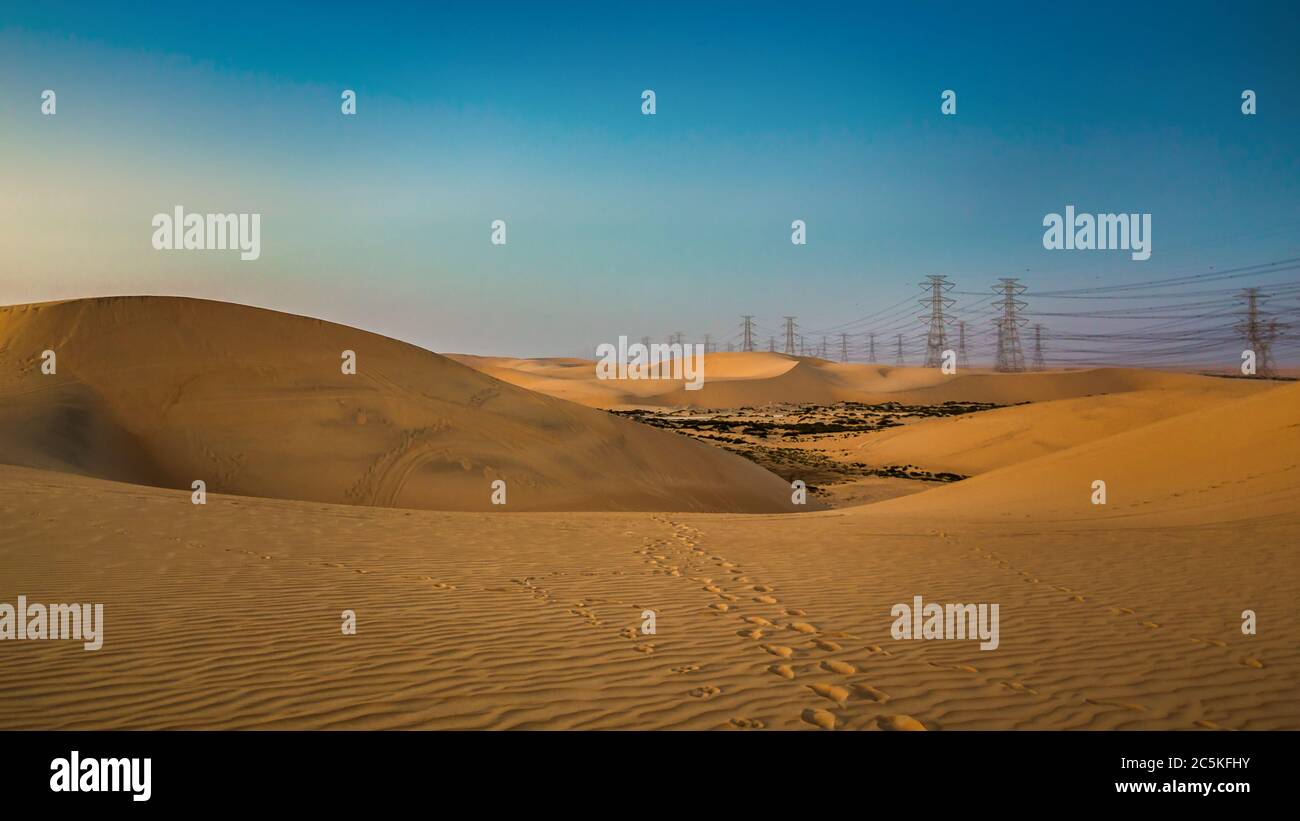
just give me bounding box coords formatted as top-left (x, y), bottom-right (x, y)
top-left (613, 400), bottom-right (993, 487)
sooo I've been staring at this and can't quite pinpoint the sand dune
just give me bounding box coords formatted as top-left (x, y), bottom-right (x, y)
top-left (839, 383), bottom-right (1269, 477)
top-left (0, 298), bottom-right (799, 513)
top-left (2, 302), bottom-right (1294, 731)
top-left (868, 380), bottom-right (1300, 524)
top-left (457, 351), bottom-right (1271, 409)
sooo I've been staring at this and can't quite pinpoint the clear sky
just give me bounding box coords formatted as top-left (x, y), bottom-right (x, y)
top-left (2, 1), bottom-right (1297, 360)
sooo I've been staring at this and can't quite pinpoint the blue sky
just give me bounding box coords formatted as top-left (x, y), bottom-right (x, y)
top-left (2, 1), bottom-right (1297, 358)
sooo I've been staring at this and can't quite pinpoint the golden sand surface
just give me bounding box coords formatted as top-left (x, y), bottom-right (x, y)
top-left (1, 297), bottom-right (1295, 729)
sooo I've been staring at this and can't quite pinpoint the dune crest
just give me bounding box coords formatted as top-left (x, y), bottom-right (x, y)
top-left (456, 351), bottom-right (1274, 409)
top-left (0, 297), bottom-right (800, 513)
top-left (864, 380), bottom-right (1300, 524)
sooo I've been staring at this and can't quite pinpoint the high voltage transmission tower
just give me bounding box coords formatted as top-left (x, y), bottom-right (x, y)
top-left (868, 332), bottom-right (876, 362)
top-left (895, 334), bottom-right (905, 364)
top-left (920, 275), bottom-right (956, 367)
top-left (783, 316), bottom-right (797, 355)
top-left (993, 277), bottom-right (1028, 372)
top-left (740, 315), bottom-right (755, 352)
top-left (703, 333), bottom-right (712, 354)
top-left (1236, 287), bottom-right (1285, 377)
top-left (957, 320), bottom-right (969, 369)
top-left (768, 336), bottom-right (775, 352)
top-left (1031, 323), bottom-right (1045, 371)
top-left (840, 332), bottom-right (849, 362)
top-left (820, 336), bottom-right (828, 359)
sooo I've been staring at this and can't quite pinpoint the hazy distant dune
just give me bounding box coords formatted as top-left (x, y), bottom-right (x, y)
top-left (458, 351), bottom-right (1273, 409)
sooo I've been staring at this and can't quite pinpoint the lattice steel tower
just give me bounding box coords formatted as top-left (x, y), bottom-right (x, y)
top-left (1236, 287), bottom-right (1284, 377)
top-left (993, 278), bottom-right (1027, 372)
top-left (783, 316), bottom-right (797, 355)
top-left (741, 315), bottom-right (755, 352)
top-left (920, 275), bottom-right (956, 368)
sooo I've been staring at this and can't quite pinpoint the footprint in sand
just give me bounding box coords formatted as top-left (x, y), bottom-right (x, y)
top-left (671, 665), bottom-right (701, 674)
top-left (808, 682), bottom-right (850, 703)
top-left (737, 629), bottom-right (764, 640)
top-left (1191, 637), bottom-right (1227, 648)
top-left (785, 608), bottom-right (807, 617)
top-left (754, 595), bottom-right (779, 604)
top-left (850, 683), bottom-right (890, 703)
top-left (927, 661), bottom-right (980, 674)
top-left (801, 708), bottom-right (836, 730)
top-left (633, 644), bottom-right (655, 654)
top-left (814, 639), bottom-right (842, 652)
top-left (876, 714), bottom-right (927, 731)
top-left (787, 622), bottom-right (818, 634)
top-left (688, 685), bottom-right (721, 699)
top-left (752, 584), bottom-right (774, 593)
top-left (1000, 680), bottom-right (1039, 696)
top-left (1241, 656), bottom-right (1264, 669)
top-left (760, 644), bottom-right (795, 659)
top-left (745, 616), bottom-right (775, 627)
top-left (769, 664), bottom-right (795, 679)
top-left (1084, 698), bottom-right (1146, 712)
top-left (821, 660), bottom-right (856, 675)
top-left (728, 717), bottom-right (766, 729)
top-left (1141, 621), bottom-right (1161, 629)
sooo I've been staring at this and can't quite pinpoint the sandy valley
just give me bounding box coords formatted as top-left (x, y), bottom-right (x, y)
top-left (1, 297), bottom-right (1296, 730)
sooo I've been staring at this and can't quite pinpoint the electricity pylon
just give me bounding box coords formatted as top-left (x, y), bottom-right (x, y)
top-left (920, 275), bottom-right (956, 368)
top-left (1236, 287), bottom-right (1284, 377)
top-left (993, 278), bottom-right (1027, 372)
top-left (783, 316), bottom-right (797, 355)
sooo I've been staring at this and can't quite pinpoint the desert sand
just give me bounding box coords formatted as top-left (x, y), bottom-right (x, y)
top-left (0, 298), bottom-right (797, 513)
top-left (451, 350), bottom-right (1274, 408)
top-left (1, 298), bottom-right (1296, 730)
